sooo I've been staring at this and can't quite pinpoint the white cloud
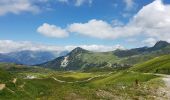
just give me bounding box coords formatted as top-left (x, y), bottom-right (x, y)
top-left (130, 0), bottom-right (170, 42)
top-left (0, 0), bottom-right (40, 15)
top-left (0, 40), bottom-right (63, 53)
top-left (75, 0), bottom-right (85, 6)
top-left (57, 0), bottom-right (92, 6)
top-left (123, 0), bottom-right (135, 10)
top-left (68, 19), bottom-right (119, 39)
top-left (142, 38), bottom-right (157, 47)
top-left (0, 0), bottom-right (93, 16)
top-left (67, 19), bottom-right (141, 39)
top-left (37, 23), bottom-right (69, 38)
top-left (65, 44), bottom-right (125, 52)
top-left (66, 0), bottom-right (170, 43)
top-left (126, 38), bottom-right (137, 42)
top-left (75, 0), bottom-right (92, 6)
top-left (112, 19), bottom-right (124, 26)
top-left (0, 40), bottom-right (124, 53)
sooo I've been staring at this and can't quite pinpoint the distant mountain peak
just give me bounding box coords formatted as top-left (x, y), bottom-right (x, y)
top-left (70, 47), bottom-right (88, 55)
top-left (73, 47), bottom-right (84, 51)
top-left (153, 41), bottom-right (169, 49)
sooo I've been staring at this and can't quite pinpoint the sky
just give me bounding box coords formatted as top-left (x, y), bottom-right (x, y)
top-left (0, 0), bottom-right (170, 53)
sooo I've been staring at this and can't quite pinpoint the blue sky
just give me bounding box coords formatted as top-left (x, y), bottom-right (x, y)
top-left (0, 0), bottom-right (170, 52)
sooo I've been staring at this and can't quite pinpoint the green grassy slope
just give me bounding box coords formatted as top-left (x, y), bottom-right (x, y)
top-left (0, 67), bottom-right (164, 100)
top-left (0, 69), bottom-right (13, 83)
top-left (81, 52), bottom-right (118, 63)
top-left (130, 55), bottom-right (170, 74)
top-left (40, 41), bottom-right (170, 71)
top-left (0, 62), bottom-right (167, 99)
top-left (40, 48), bottom-right (131, 70)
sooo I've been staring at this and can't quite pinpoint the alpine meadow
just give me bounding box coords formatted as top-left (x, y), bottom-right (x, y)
top-left (1, 0), bottom-right (170, 100)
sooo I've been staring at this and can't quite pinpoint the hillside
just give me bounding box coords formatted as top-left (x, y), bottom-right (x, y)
top-left (0, 54), bottom-right (20, 64)
top-left (39, 47), bottom-right (131, 70)
top-left (117, 41), bottom-right (170, 65)
top-left (39, 41), bottom-right (170, 71)
top-left (114, 41), bottom-right (170, 58)
top-left (130, 55), bottom-right (170, 74)
top-left (0, 62), bottom-right (167, 99)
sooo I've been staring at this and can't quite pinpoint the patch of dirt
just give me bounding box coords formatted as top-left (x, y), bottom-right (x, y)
top-left (12, 78), bottom-right (17, 84)
top-left (0, 84), bottom-right (6, 90)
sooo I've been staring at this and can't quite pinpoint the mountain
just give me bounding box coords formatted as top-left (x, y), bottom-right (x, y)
top-left (39, 41), bottom-right (170, 71)
top-left (150, 41), bottom-right (170, 51)
top-left (0, 50), bottom-right (68, 65)
top-left (0, 54), bottom-right (20, 64)
top-left (118, 41), bottom-right (170, 65)
top-left (39, 47), bottom-right (130, 70)
top-left (114, 41), bottom-right (170, 58)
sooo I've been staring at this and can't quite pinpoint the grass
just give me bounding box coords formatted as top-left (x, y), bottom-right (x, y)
top-left (82, 52), bottom-right (118, 64)
top-left (130, 55), bottom-right (170, 74)
top-left (89, 71), bottom-right (158, 87)
top-left (0, 62), bottom-right (167, 99)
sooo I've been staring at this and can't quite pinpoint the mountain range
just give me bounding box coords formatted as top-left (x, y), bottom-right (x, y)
top-left (39, 41), bottom-right (170, 71)
top-left (0, 50), bottom-right (68, 65)
top-left (1, 41), bottom-right (170, 99)
top-left (1, 41), bottom-right (169, 70)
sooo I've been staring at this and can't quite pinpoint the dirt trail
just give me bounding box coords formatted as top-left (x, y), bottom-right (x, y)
top-left (147, 73), bottom-right (170, 88)
top-left (0, 84), bottom-right (5, 90)
top-left (144, 72), bottom-right (170, 88)
top-left (159, 74), bottom-right (170, 99)
top-left (52, 72), bottom-right (113, 83)
top-left (162, 75), bottom-right (170, 88)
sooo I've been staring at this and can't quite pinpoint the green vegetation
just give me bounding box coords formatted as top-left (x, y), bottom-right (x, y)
top-left (0, 62), bottom-right (167, 99)
top-left (82, 52), bottom-right (118, 64)
top-left (1, 41), bottom-right (170, 99)
top-left (131, 55), bottom-right (170, 74)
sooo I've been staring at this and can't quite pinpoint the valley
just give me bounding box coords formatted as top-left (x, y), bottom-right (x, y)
top-left (0, 65), bottom-right (169, 100)
top-left (0, 41), bottom-right (170, 99)
top-left (1, 0), bottom-right (170, 99)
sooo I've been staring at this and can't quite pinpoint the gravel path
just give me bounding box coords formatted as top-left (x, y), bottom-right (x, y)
top-left (162, 75), bottom-right (170, 88)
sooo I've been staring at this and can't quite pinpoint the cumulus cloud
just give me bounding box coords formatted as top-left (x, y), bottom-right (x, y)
top-left (142, 38), bottom-right (157, 47)
top-left (0, 0), bottom-right (92, 16)
top-left (37, 23), bottom-right (69, 38)
top-left (67, 19), bottom-right (141, 39)
top-left (68, 19), bottom-right (118, 39)
top-left (64, 0), bottom-right (170, 43)
top-left (130, 0), bottom-right (170, 42)
top-left (0, 0), bottom-right (40, 15)
top-left (0, 40), bottom-right (124, 53)
top-left (112, 19), bottom-right (124, 26)
top-left (0, 40), bottom-right (63, 53)
top-left (65, 44), bottom-right (125, 52)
